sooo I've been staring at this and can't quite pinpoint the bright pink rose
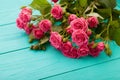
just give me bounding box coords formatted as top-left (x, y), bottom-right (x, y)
top-left (86, 29), bottom-right (92, 36)
top-left (33, 28), bottom-right (44, 39)
top-left (61, 41), bottom-right (72, 53)
top-left (62, 47), bottom-right (78, 58)
top-left (87, 16), bottom-right (99, 28)
top-left (21, 7), bottom-right (32, 15)
top-left (16, 18), bottom-right (26, 29)
top-left (19, 13), bottom-right (31, 23)
top-left (97, 42), bottom-right (105, 51)
top-left (39, 19), bottom-right (52, 33)
top-left (66, 26), bottom-right (73, 35)
top-left (68, 14), bottom-right (77, 24)
top-left (72, 30), bottom-right (88, 46)
top-left (51, 4), bottom-right (63, 20)
top-left (52, 0), bottom-right (58, 3)
top-left (88, 42), bottom-right (101, 57)
top-left (49, 32), bottom-right (62, 49)
top-left (70, 47), bottom-right (78, 58)
top-left (70, 17), bottom-right (88, 32)
top-left (77, 46), bottom-right (89, 58)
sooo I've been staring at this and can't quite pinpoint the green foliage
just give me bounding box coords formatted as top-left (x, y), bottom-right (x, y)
top-left (109, 20), bottom-right (120, 46)
top-left (79, 0), bottom-right (88, 8)
top-left (30, 0), bottom-right (51, 15)
top-left (97, 8), bottom-right (111, 18)
top-left (98, 0), bottom-right (116, 8)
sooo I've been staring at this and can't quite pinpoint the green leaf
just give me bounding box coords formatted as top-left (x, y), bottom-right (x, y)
top-left (112, 28), bottom-right (120, 46)
top-left (110, 20), bottom-right (119, 28)
top-left (60, 0), bottom-right (68, 4)
top-left (97, 8), bottom-right (111, 18)
top-left (39, 36), bottom-right (49, 45)
top-left (113, 9), bottom-right (120, 15)
top-left (109, 27), bottom-right (120, 46)
top-left (87, 12), bottom-right (104, 19)
top-left (98, 0), bottom-right (116, 8)
top-left (79, 0), bottom-right (87, 7)
top-left (52, 26), bottom-right (63, 33)
top-left (30, 0), bottom-right (51, 15)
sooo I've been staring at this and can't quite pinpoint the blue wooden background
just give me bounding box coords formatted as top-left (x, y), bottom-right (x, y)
top-left (0, 0), bottom-right (120, 80)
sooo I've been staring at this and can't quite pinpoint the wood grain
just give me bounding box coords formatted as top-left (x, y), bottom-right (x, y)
top-left (0, 0), bottom-right (120, 80)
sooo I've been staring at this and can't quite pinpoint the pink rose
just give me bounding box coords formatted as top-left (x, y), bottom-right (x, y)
top-left (63, 47), bottom-right (78, 58)
top-left (51, 4), bottom-right (63, 20)
top-left (70, 17), bottom-right (88, 32)
top-left (72, 29), bottom-right (88, 46)
top-left (21, 7), bottom-right (32, 15)
top-left (68, 14), bottom-right (77, 24)
top-left (88, 42), bottom-right (101, 57)
top-left (33, 28), bottom-right (44, 39)
top-left (19, 13), bottom-right (31, 23)
top-left (16, 18), bottom-right (26, 29)
top-left (52, 0), bottom-right (58, 3)
top-left (87, 16), bottom-right (99, 28)
top-left (70, 47), bottom-right (78, 58)
top-left (66, 26), bottom-right (73, 35)
top-left (49, 32), bottom-right (62, 49)
top-left (77, 46), bottom-right (89, 58)
top-left (97, 42), bottom-right (105, 51)
top-left (39, 19), bottom-right (52, 33)
top-left (61, 41), bottom-right (72, 53)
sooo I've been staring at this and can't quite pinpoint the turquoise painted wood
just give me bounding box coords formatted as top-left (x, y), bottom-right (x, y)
top-left (0, 0), bottom-right (120, 80)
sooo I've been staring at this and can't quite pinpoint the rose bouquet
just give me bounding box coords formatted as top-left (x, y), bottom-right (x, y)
top-left (16, 0), bottom-right (120, 58)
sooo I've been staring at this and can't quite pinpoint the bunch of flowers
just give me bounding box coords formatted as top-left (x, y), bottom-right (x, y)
top-left (16, 0), bottom-right (120, 58)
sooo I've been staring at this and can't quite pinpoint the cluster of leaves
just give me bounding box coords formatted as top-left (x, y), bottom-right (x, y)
top-left (29, 0), bottom-right (120, 56)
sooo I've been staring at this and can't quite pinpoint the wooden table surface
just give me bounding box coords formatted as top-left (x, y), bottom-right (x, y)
top-left (0, 0), bottom-right (120, 80)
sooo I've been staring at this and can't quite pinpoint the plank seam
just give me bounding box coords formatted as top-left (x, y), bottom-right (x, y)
top-left (40, 57), bottom-right (120, 80)
top-left (0, 22), bottom-right (15, 27)
top-left (0, 47), bottom-right (29, 55)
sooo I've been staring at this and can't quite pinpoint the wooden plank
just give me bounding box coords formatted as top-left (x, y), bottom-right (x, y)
top-left (0, 42), bottom-right (120, 80)
top-left (0, 0), bottom-right (52, 25)
top-left (43, 58), bottom-right (120, 80)
top-left (0, 0), bottom-right (33, 25)
top-left (0, 24), bottom-right (32, 54)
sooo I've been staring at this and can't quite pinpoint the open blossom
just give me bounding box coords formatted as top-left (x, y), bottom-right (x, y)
top-left (61, 42), bottom-right (78, 58)
top-left (19, 13), bottom-right (31, 23)
top-left (70, 47), bottom-right (78, 58)
top-left (70, 17), bottom-right (88, 32)
top-left (87, 16), bottom-right (99, 28)
top-left (39, 19), bottom-right (52, 33)
top-left (88, 42), bottom-right (101, 57)
top-left (21, 7), bottom-right (32, 15)
top-left (77, 46), bottom-right (89, 58)
top-left (97, 42), bottom-right (105, 51)
top-left (52, 0), bottom-right (58, 3)
top-left (72, 29), bottom-right (89, 47)
top-left (33, 28), bottom-right (44, 39)
top-left (61, 41), bottom-right (72, 53)
top-left (18, 7), bottom-right (32, 23)
top-left (16, 18), bottom-right (26, 29)
top-left (51, 4), bottom-right (63, 20)
top-left (49, 32), bottom-right (62, 49)
top-left (68, 14), bottom-right (77, 24)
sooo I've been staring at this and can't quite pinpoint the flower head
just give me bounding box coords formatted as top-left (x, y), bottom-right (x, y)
top-left (72, 29), bottom-right (89, 47)
top-left (51, 4), bottom-right (63, 20)
top-left (39, 19), bottom-right (52, 33)
top-left (49, 32), bottom-right (62, 49)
